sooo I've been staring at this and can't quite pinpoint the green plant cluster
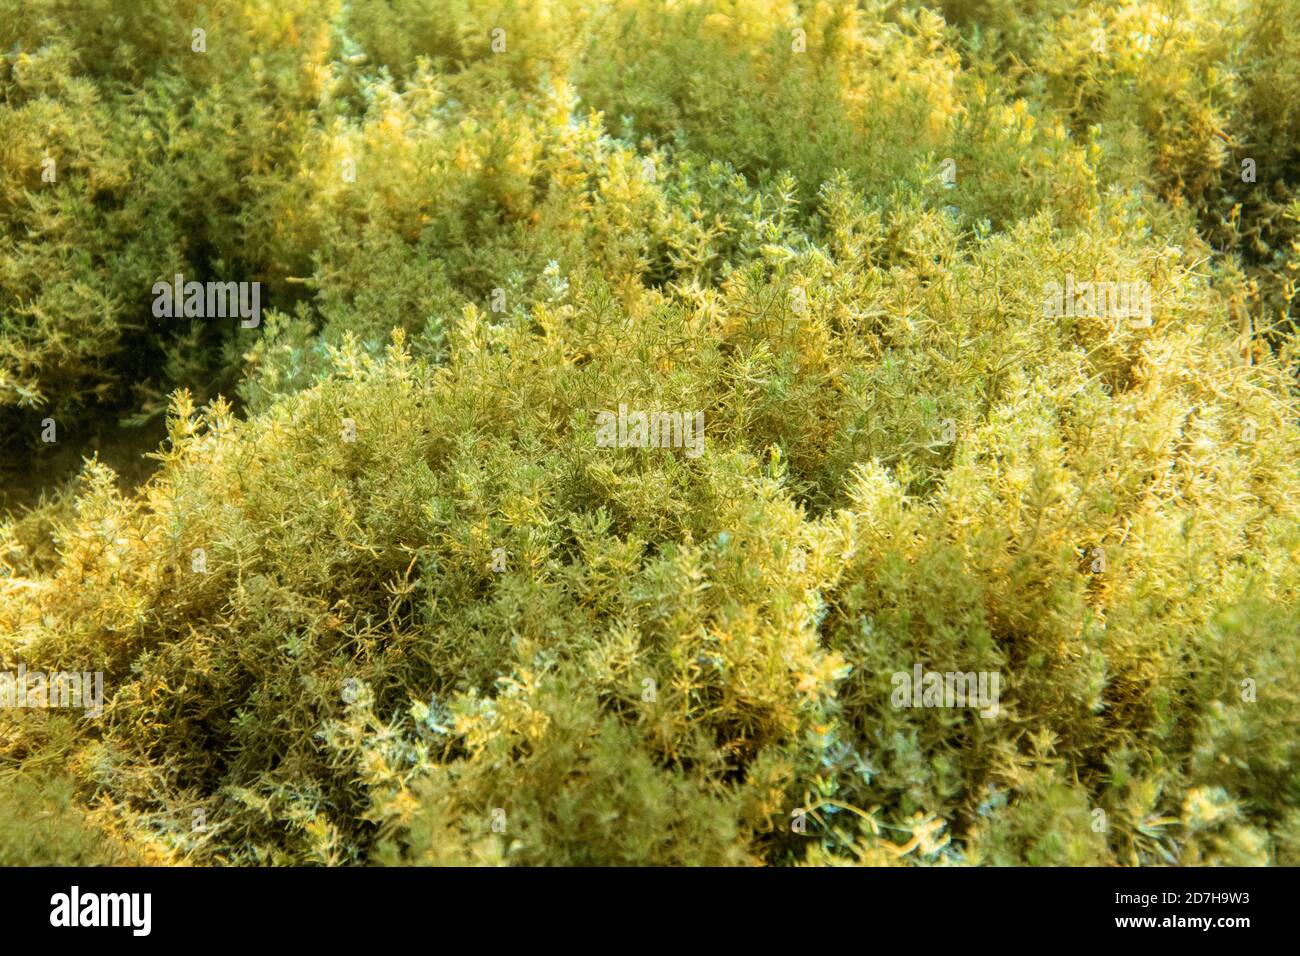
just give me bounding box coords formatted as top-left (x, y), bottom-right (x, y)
top-left (0, 0), bottom-right (1297, 866)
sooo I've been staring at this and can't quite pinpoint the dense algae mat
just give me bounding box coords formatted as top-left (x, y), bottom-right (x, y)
top-left (1, 0), bottom-right (1299, 865)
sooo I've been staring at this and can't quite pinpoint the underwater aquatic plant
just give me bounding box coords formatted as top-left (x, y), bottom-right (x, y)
top-left (0, 0), bottom-right (1297, 867)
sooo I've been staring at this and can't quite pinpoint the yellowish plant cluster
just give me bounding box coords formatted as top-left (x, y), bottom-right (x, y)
top-left (0, 0), bottom-right (1297, 865)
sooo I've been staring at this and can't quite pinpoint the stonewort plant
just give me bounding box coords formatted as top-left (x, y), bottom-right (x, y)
top-left (0, 0), bottom-right (1298, 867)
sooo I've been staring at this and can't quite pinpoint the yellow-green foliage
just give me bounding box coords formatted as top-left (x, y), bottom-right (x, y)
top-left (0, 0), bottom-right (336, 456)
top-left (1, 0), bottom-right (1298, 866)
